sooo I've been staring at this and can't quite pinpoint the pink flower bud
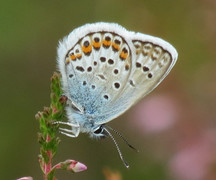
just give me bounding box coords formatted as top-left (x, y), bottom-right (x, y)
top-left (53, 159), bottom-right (87, 173)
top-left (59, 95), bottom-right (68, 104)
top-left (17, 177), bottom-right (33, 180)
top-left (67, 160), bottom-right (87, 173)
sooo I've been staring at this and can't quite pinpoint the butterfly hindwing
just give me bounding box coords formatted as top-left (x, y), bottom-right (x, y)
top-left (95, 31), bottom-right (177, 124)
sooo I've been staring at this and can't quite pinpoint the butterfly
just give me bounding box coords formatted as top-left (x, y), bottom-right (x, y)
top-left (56, 22), bottom-right (178, 167)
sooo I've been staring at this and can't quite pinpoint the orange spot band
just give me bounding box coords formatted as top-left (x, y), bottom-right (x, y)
top-left (102, 40), bottom-right (111, 46)
top-left (76, 54), bottom-right (82, 59)
top-left (93, 42), bottom-right (101, 48)
top-left (66, 58), bottom-right (70, 64)
top-left (120, 51), bottom-right (128, 60)
top-left (112, 43), bottom-right (120, 51)
top-left (70, 55), bottom-right (76, 60)
top-left (82, 45), bottom-right (92, 54)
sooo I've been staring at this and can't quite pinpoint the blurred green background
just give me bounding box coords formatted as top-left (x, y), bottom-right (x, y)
top-left (1, 0), bottom-right (216, 179)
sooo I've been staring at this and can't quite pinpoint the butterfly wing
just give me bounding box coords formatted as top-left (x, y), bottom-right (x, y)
top-left (98, 33), bottom-right (178, 124)
top-left (57, 22), bottom-right (178, 125)
top-left (58, 23), bottom-right (133, 117)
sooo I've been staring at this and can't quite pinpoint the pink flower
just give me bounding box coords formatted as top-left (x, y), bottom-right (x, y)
top-left (130, 95), bottom-right (179, 133)
top-left (17, 177), bottom-right (33, 180)
top-left (53, 159), bottom-right (87, 173)
top-left (67, 160), bottom-right (87, 173)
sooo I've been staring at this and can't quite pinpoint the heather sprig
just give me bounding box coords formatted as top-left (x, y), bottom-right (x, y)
top-left (18, 72), bottom-right (87, 180)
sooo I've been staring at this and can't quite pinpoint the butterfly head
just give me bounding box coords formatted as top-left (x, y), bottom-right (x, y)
top-left (90, 124), bottom-right (108, 139)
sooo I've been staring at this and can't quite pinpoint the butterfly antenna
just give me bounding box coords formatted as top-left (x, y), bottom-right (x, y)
top-left (106, 125), bottom-right (139, 152)
top-left (103, 127), bottom-right (129, 168)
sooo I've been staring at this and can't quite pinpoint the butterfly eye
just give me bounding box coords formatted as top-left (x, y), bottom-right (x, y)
top-left (93, 125), bottom-right (108, 138)
top-left (94, 125), bottom-right (103, 134)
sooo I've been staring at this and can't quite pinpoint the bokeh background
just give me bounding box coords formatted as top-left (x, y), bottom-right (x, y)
top-left (1, 0), bottom-right (216, 179)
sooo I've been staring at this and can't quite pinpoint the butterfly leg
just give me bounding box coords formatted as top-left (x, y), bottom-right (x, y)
top-left (59, 128), bottom-right (80, 138)
top-left (54, 121), bottom-right (80, 137)
top-left (54, 121), bottom-right (79, 127)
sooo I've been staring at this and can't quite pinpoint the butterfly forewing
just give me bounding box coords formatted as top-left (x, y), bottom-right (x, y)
top-left (64, 31), bottom-right (132, 116)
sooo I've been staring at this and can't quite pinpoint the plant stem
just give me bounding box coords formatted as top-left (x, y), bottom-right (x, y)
top-left (36, 72), bottom-right (66, 180)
